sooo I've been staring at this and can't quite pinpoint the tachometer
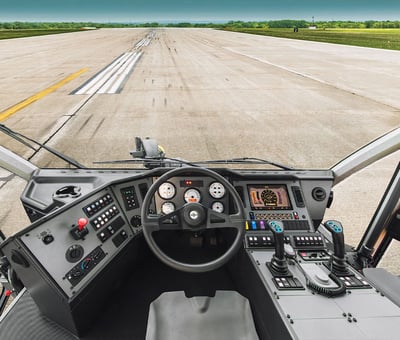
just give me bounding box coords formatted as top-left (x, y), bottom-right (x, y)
top-left (209, 182), bottom-right (226, 199)
top-left (184, 188), bottom-right (201, 203)
top-left (261, 189), bottom-right (278, 206)
top-left (158, 182), bottom-right (176, 200)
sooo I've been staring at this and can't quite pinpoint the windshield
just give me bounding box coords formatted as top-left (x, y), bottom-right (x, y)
top-left (0, 2), bottom-right (399, 169)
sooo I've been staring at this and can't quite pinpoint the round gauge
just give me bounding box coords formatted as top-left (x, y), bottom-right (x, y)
top-left (184, 188), bottom-right (201, 203)
top-left (211, 202), bottom-right (224, 213)
top-left (261, 189), bottom-right (278, 206)
top-left (209, 182), bottom-right (226, 199)
top-left (161, 202), bottom-right (175, 215)
top-left (158, 182), bottom-right (176, 200)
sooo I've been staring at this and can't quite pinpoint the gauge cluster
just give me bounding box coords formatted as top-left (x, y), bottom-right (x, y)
top-left (155, 177), bottom-right (230, 215)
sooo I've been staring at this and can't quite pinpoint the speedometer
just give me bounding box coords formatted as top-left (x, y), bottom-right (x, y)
top-left (209, 182), bottom-right (226, 199)
top-left (158, 182), bottom-right (176, 200)
top-left (184, 188), bottom-right (201, 203)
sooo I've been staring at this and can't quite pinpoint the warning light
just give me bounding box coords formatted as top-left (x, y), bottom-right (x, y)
top-left (186, 180), bottom-right (192, 185)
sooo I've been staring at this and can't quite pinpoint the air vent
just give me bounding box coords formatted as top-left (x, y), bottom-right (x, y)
top-left (312, 187), bottom-right (326, 201)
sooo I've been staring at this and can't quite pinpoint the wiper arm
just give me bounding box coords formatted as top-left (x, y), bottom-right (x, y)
top-left (192, 157), bottom-right (293, 170)
top-left (0, 124), bottom-right (86, 169)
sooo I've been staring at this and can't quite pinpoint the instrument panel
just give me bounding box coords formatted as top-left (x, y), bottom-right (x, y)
top-left (154, 177), bottom-right (230, 216)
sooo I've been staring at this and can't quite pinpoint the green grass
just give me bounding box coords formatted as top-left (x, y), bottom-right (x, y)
top-left (0, 29), bottom-right (83, 40)
top-left (224, 28), bottom-right (400, 51)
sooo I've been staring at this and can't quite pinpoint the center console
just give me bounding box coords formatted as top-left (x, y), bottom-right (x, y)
top-left (236, 179), bottom-right (400, 339)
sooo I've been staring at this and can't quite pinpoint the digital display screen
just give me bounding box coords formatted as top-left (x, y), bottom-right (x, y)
top-left (248, 184), bottom-right (292, 210)
top-left (180, 179), bottom-right (204, 188)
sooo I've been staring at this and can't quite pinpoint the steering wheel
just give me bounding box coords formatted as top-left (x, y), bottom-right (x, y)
top-left (141, 167), bottom-right (245, 273)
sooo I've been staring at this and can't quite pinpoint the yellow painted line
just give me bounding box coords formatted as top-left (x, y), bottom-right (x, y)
top-left (0, 68), bottom-right (88, 122)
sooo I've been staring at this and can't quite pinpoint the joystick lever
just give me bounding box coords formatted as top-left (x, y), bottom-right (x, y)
top-left (267, 221), bottom-right (291, 277)
top-left (324, 220), bottom-right (350, 276)
top-left (71, 218), bottom-right (89, 240)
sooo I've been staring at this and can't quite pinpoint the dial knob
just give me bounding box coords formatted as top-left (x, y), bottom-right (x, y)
top-left (66, 245), bottom-right (84, 263)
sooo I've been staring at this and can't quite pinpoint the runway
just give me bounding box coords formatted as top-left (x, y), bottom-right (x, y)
top-left (0, 28), bottom-right (399, 271)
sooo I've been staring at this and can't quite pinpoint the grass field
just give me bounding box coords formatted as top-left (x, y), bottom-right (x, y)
top-left (224, 28), bottom-right (400, 50)
top-left (0, 29), bottom-right (82, 40)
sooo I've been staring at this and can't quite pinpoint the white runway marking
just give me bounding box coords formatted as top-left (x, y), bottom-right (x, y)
top-left (73, 32), bottom-right (156, 95)
top-left (73, 52), bottom-right (142, 95)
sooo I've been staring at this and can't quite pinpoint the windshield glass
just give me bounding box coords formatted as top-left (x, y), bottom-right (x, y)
top-left (0, 2), bottom-right (399, 169)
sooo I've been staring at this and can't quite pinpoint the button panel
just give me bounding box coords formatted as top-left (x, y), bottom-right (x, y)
top-left (97, 216), bottom-right (125, 243)
top-left (83, 194), bottom-right (113, 217)
top-left (246, 219), bottom-right (309, 231)
top-left (120, 186), bottom-right (138, 211)
top-left (339, 275), bottom-right (372, 289)
top-left (112, 230), bottom-right (129, 248)
top-left (91, 205), bottom-right (119, 231)
top-left (294, 235), bottom-right (324, 248)
top-left (272, 277), bottom-right (304, 290)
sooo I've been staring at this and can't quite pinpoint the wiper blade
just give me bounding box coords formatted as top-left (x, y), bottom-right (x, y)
top-left (0, 124), bottom-right (86, 169)
top-left (191, 157), bottom-right (293, 170)
top-left (93, 156), bottom-right (199, 168)
top-left (94, 157), bottom-right (293, 170)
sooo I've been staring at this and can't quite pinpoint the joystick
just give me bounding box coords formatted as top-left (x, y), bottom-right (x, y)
top-left (267, 221), bottom-right (291, 277)
top-left (324, 220), bottom-right (351, 276)
top-left (70, 218), bottom-right (89, 240)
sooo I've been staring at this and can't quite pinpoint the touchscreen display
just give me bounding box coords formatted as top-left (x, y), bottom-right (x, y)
top-left (248, 184), bottom-right (292, 210)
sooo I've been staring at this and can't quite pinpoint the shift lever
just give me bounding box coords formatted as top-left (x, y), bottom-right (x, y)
top-left (267, 221), bottom-right (291, 277)
top-left (324, 220), bottom-right (350, 276)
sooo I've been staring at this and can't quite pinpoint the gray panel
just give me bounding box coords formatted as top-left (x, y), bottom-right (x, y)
top-left (279, 295), bottom-right (343, 319)
top-left (363, 268), bottom-right (400, 307)
top-left (334, 292), bottom-right (400, 318)
top-left (292, 319), bottom-right (366, 340)
top-left (357, 316), bottom-right (400, 340)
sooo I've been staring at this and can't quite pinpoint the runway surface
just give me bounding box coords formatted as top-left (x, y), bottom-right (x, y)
top-left (0, 28), bottom-right (399, 271)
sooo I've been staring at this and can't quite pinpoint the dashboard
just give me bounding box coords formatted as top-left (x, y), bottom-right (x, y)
top-left (1, 167), bottom-right (333, 297)
top-left (5, 167), bottom-right (400, 339)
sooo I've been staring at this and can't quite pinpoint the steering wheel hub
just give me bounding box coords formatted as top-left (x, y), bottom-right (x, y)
top-left (183, 203), bottom-right (206, 228)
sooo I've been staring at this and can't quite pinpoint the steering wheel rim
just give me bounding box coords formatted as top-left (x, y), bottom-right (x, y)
top-left (141, 166), bottom-right (245, 273)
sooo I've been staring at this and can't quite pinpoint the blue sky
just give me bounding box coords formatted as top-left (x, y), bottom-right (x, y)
top-left (1, 0), bottom-right (399, 22)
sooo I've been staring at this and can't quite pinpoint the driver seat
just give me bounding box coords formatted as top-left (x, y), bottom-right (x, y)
top-left (145, 290), bottom-right (259, 340)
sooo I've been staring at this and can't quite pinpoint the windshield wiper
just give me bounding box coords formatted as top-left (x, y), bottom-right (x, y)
top-left (94, 156), bottom-right (198, 168)
top-left (191, 157), bottom-right (293, 170)
top-left (95, 157), bottom-right (292, 170)
top-left (0, 124), bottom-right (86, 169)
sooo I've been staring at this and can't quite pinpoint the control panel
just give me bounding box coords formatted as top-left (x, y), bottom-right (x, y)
top-left (19, 188), bottom-right (134, 297)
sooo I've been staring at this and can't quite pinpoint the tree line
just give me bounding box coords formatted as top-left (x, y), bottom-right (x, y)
top-left (1, 20), bottom-right (400, 30)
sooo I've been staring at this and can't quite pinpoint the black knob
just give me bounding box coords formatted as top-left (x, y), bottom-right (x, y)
top-left (65, 245), bottom-right (84, 263)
